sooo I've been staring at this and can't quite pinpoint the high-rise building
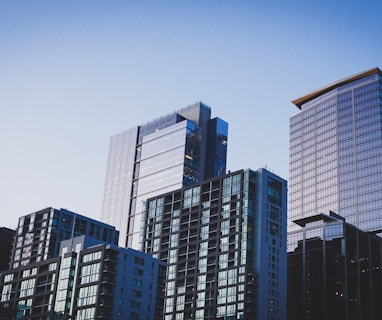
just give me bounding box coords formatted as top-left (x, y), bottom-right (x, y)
top-left (10, 207), bottom-right (119, 269)
top-left (101, 102), bottom-right (228, 248)
top-left (289, 68), bottom-right (382, 234)
top-left (288, 212), bottom-right (382, 320)
top-left (143, 168), bottom-right (287, 319)
top-left (0, 235), bottom-right (166, 320)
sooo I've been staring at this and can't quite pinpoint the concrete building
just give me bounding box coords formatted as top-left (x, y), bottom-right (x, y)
top-left (143, 168), bottom-right (287, 320)
top-left (101, 102), bottom-right (228, 248)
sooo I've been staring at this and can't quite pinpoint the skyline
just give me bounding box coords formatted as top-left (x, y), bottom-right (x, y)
top-left (1, 1), bottom-right (382, 228)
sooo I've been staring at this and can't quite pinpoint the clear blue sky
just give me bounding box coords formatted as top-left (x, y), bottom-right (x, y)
top-left (1, 0), bottom-right (381, 228)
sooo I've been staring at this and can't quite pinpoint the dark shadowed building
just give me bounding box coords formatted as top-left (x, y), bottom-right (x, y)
top-left (0, 227), bottom-right (15, 273)
top-left (288, 212), bottom-right (382, 320)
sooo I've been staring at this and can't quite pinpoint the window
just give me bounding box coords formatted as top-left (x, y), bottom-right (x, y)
top-left (19, 279), bottom-right (35, 297)
top-left (78, 285), bottom-right (98, 306)
top-left (134, 268), bottom-right (144, 276)
top-left (77, 307), bottom-right (96, 320)
top-left (80, 263), bottom-right (100, 284)
top-left (133, 279), bottom-right (143, 287)
top-left (3, 274), bottom-right (13, 283)
top-left (1, 284), bottom-right (12, 302)
top-left (130, 300), bottom-right (141, 309)
top-left (134, 256), bottom-right (145, 266)
top-left (132, 289), bottom-right (142, 298)
top-left (82, 251), bottom-right (102, 263)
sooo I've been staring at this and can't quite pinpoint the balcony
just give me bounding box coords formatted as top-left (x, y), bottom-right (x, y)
top-left (104, 255), bottom-right (118, 263)
top-left (102, 264), bottom-right (116, 274)
top-left (100, 287), bottom-right (115, 296)
top-left (99, 298), bottom-right (113, 308)
top-left (97, 311), bottom-right (112, 319)
top-left (101, 277), bottom-right (116, 285)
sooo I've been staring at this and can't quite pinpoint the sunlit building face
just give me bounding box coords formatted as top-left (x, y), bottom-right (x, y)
top-left (101, 102), bottom-right (228, 249)
top-left (289, 68), bottom-right (382, 235)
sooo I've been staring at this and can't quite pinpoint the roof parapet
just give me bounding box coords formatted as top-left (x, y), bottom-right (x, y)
top-left (293, 211), bottom-right (344, 227)
top-left (292, 67), bottom-right (382, 109)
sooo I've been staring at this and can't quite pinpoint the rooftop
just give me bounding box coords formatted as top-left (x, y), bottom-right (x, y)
top-left (292, 67), bottom-right (382, 109)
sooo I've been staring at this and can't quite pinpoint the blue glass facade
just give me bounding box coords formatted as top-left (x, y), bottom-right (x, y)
top-left (101, 102), bottom-right (228, 249)
top-left (206, 117), bottom-right (228, 178)
top-left (289, 68), bottom-right (382, 235)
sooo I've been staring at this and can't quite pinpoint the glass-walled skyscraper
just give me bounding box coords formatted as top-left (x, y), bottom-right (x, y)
top-left (289, 68), bottom-right (382, 234)
top-left (101, 102), bottom-right (228, 248)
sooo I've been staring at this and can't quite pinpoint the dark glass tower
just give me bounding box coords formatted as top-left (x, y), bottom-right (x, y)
top-left (101, 102), bottom-right (228, 248)
top-left (288, 212), bottom-right (382, 320)
top-left (143, 168), bottom-right (287, 319)
top-left (0, 227), bottom-right (15, 272)
top-left (289, 68), bottom-right (382, 234)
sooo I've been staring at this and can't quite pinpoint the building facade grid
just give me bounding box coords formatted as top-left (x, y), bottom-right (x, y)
top-left (143, 168), bottom-right (287, 320)
top-left (289, 68), bottom-right (382, 235)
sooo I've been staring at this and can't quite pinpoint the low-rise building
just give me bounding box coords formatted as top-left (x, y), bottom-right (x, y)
top-left (288, 212), bottom-right (382, 319)
top-left (9, 207), bottom-right (120, 269)
top-left (0, 236), bottom-right (166, 319)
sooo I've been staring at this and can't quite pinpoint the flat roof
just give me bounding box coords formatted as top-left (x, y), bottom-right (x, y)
top-left (293, 213), bottom-right (343, 227)
top-left (292, 67), bottom-right (382, 109)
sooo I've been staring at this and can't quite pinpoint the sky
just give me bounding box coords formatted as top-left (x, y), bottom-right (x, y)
top-left (1, 0), bottom-right (381, 229)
